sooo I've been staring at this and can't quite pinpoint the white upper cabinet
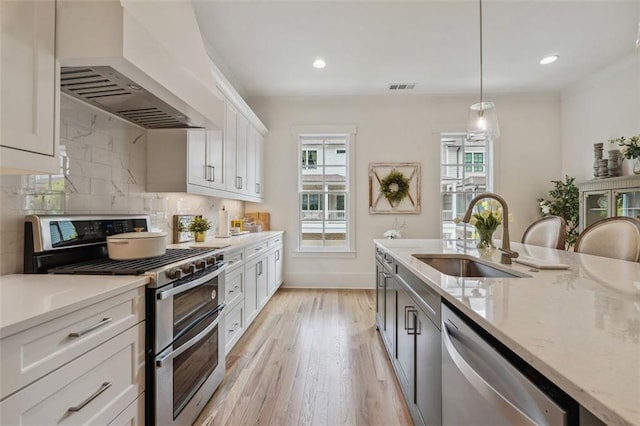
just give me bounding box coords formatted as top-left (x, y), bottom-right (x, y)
top-left (224, 101), bottom-right (239, 192)
top-left (246, 125), bottom-right (264, 198)
top-left (0, 0), bottom-right (59, 174)
top-left (235, 113), bottom-right (250, 194)
top-left (206, 129), bottom-right (225, 190)
top-left (147, 129), bottom-right (225, 196)
top-left (222, 99), bottom-right (265, 201)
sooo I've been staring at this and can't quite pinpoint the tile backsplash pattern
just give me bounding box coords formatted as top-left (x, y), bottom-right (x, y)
top-left (0, 96), bottom-right (243, 275)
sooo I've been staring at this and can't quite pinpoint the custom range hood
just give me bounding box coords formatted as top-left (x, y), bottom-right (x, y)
top-left (57, 0), bottom-right (223, 130)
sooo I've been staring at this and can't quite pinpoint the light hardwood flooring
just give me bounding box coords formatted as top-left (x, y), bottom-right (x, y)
top-left (195, 289), bottom-right (412, 426)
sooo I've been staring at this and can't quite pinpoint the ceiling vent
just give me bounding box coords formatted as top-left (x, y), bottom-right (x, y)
top-left (389, 83), bottom-right (417, 91)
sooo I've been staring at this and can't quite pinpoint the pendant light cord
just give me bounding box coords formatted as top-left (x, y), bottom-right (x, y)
top-left (479, 0), bottom-right (483, 106)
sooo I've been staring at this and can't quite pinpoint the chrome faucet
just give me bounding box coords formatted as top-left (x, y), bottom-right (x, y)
top-left (462, 192), bottom-right (519, 265)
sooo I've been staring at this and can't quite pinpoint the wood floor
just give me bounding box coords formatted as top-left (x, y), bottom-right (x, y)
top-left (195, 289), bottom-right (412, 426)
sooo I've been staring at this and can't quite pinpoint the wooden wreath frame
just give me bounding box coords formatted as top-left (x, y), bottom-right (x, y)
top-left (369, 163), bottom-right (421, 214)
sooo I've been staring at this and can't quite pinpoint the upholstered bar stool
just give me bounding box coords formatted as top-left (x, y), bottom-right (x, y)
top-left (521, 215), bottom-right (566, 249)
top-left (574, 217), bottom-right (640, 262)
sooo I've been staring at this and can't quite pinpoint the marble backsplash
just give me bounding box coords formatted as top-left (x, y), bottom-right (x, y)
top-left (0, 95), bottom-right (243, 275)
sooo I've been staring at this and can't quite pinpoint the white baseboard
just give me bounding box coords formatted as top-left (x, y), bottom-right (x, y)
top-left (281, 272), bottom-right (375, 289)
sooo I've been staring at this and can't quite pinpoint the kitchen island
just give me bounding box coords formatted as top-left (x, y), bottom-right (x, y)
top-left (375, 239), bottom-right (639, 426)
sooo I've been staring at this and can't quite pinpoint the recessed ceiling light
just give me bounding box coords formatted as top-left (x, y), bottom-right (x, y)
top-left (312, 58), bottom-right (326, 69)
top-left (539, 55), bottom-right (559, 65)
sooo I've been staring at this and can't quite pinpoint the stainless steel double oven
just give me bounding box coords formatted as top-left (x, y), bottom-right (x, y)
top-left (148, 260), bottom-right (226, 425)
top-left (24, 214), bottom-right (227, 426)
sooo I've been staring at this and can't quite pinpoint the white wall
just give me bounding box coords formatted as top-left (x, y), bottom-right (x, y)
top-left (248, 93), bottom-right (562, 288)
top-left (561, 55), bottom-right (640, 180)
top-left (0, 95), bottom-right (243, 275)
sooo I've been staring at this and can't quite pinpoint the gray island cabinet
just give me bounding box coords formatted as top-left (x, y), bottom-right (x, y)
top-left (374, 239), bottom-right (636, 426)
top-left (376, 247), bottom-right (441, 426)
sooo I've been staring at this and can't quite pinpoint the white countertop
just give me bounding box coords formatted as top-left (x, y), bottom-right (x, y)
top-left (0, 274), bottom-right (149, 338)
top-left (168, 230), bottom-right (283, 251)
top-left (0, 231), bottom-right (283, 339)
top-left (375, 239), bottom-right (640, 426)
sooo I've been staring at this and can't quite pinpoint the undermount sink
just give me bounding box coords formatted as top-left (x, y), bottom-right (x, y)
top-left (413, 254), bottom-right (530, 278)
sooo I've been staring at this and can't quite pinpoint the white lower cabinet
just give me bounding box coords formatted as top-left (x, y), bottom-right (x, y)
top-left (108, 394), bottom-right (145, 426)
top-left (0, 287), bottom-right (145, 425)
top-left (223, 234), bottom-right (284, 355)
top-left (224, 301), bottom-right (245, 354)
top-left (0, 322), bottom-right (145, 425)
top-left (225, 264), bottom-right (244, 309)
top-left (1, 287), bottom-right (144, 399)
top-left (245, 254), bottom-right (267, 324)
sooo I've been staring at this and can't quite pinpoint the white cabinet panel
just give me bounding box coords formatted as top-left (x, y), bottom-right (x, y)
top-left (235, 113), bottom-right (249, 194)
top-left (147, 129), bottom-right (225, 195)
top-left (224, 301), bottom-right (244, 355)
top-left (0, 323), bottom-right (145, 425)
top-left (225, 265), bottom-right (244, 309)
top-left (0, 0), bottom-right (59, 174)
top-left (108, 393), bottom-right (144, 426)
top-left (244, 258), bottom-right (259, 325)
top-left (207, 130), bottom-right (225, 190)
top-left (187, 129), bottom-right (209, 188)
top-left (1, 287), bottom-right (144, 400)
top-left (224, 101), bottom-right (239, 192)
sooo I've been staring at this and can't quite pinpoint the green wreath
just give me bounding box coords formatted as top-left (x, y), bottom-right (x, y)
top-left (380, 170), bottom-right (410, 205)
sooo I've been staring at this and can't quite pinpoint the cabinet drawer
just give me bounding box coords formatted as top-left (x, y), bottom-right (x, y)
top-left (225, 266), bottom-right (244, 308)
top-left (224, 248), bottom-right (244, 271)
top-left (0, 287), bottom-right (144, 399)
top-left (108, 393), bottom-right (144, 426)
top-left (268, 235), bottom-right (283, 247)
top-left (225, 301), bottom-right (244, 354)
top-left (396, 263), bottom-right (440, 327)
top-left (0, 322), bottom-right (145, 425)
top-left (245, 241), bottom-right (268, 261)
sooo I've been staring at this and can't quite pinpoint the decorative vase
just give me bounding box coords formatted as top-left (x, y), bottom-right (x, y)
top-left (476, 228), bottom-right (496, 249)
top-left (195, 231), bottom-right (206, 242)
top-left (634, 158), bottom-right (640, 175)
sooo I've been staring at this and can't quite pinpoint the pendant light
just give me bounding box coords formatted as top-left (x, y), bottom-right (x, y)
top-left (467, 0), bottom-right (500, 139)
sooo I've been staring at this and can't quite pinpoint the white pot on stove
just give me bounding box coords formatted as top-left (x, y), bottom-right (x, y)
top-left (107, 232), bottom-right (168, 260)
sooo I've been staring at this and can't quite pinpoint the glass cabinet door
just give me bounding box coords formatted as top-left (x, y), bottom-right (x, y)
top-left (615, 189), bottom-right (640, 220)
top-left (584, 191), bottom-right (610, 228)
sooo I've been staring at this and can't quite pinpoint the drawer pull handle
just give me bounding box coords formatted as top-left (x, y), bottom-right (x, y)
top-left (68, 382), bottom-right (112, 412)
top-left (69, 318), bottom-right (112, 338)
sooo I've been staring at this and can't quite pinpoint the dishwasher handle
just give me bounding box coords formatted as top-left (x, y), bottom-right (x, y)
top-left (442, 320), bottom-right (537, 426)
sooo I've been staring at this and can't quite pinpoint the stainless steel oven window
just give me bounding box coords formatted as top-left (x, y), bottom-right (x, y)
top-left (155, 266), bottom-right (225, 353)
top-left (173, 319), bottom-right (219, 419)
top-left (173, 277), bottom-right (219, 336)
top-left (155, 312), bottom-right (220, 420)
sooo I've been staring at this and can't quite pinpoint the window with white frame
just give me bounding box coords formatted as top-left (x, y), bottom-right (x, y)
top-left (440, 133), bottom-right (492, 249)
top-left (297, 130), bottom-right (354, 251)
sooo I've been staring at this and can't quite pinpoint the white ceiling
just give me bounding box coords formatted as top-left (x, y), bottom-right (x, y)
top-left (193, 0), bottom-right (640, 97)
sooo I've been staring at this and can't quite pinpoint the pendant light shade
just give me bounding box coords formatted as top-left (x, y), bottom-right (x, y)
top-left (468, 101), bottom-right (500, 139)
top-left (467, 0), bottom-right (500, 139)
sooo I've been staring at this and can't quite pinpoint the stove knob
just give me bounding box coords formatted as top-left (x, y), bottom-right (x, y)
top-left (206, 256), bottom-right (217, 265)
top-left (195, 260), bottom-right (206, 269)
top-left (181, 264), bottom-right (195, 274)
top-left (166, 268), bottom-right (181, 280)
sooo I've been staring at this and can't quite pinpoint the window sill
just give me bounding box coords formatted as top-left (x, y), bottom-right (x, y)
top-left (292, 250), bottom-right (357, 259)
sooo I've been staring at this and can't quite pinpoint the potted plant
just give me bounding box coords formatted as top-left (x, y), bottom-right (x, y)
top-left (611, 135), bottom-right (640, 174)
top-left (537, 175), bottom-right (579, 248)
top-left (188, 216), bottom-right (211, 242)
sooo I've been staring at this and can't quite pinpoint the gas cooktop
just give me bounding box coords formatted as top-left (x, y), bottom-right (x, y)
top-left (49, 248), bottom-right (216, 275)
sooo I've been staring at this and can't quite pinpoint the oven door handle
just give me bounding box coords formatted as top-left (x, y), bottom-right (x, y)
top-left (155, 308), bottom-right (224, 368)
top-left (156, 263), bottom-right (226, 301)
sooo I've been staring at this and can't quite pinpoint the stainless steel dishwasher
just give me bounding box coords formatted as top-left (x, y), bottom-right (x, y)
top-left (442, 304), bottom-right (567, 425)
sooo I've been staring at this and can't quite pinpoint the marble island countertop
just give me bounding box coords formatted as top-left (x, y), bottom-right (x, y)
top-left (375, 239), bottom-right (640, 426)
